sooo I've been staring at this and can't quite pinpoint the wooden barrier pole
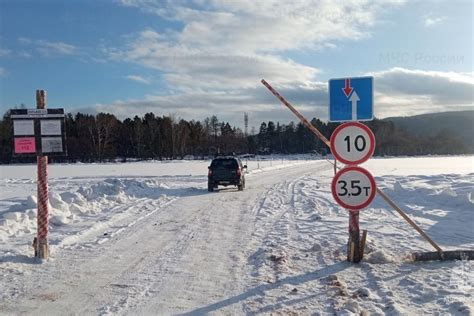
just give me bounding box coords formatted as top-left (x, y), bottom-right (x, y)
top-left (412, 250), bottom-right (474, 262)
top-left (376, 189), bottom-right (442, 254)
top-left (261, 79), bottom-right (443, 254)
top-left (36, 90), bottom-right (49, 259)
top-left (261, 79), bottom-right (330, 146)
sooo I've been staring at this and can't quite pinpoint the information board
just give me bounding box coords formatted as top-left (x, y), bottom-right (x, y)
top-left (11, 108), bottom-right (67, 156)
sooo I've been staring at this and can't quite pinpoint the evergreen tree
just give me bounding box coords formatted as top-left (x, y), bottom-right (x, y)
top-left (0, 109), bottom-right (471, 164)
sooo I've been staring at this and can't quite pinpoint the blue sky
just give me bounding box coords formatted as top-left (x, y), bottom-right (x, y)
top-left (0, 0), bottom-right (472, 128)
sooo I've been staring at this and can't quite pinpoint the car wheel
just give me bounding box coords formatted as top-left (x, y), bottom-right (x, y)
top-left (208, 183), bottom-right (214, 192)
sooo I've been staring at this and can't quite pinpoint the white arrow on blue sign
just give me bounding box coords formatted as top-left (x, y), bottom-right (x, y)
top-left (329, 76), bottom-right (374, 122)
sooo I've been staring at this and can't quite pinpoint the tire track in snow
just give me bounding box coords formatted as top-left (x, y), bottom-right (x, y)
top-left (133, 161), bottom-right (333, 314)
top-left (246, 165), bottom-right (334, 289)
top-left (5, 193), bottom-right (222, 315)
top-left (98, 194), bottom-right (227, 315)
top-left (61, 196), bottom-right (176, 249)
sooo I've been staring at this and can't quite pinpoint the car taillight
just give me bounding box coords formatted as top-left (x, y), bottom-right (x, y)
top-left (208, 169), bottom-right (213, 176)
top-left (236, 168), bottom-right (241, 176)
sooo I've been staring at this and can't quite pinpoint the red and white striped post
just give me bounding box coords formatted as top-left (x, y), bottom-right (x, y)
top-left (36, 90), bottom-right (49, 259)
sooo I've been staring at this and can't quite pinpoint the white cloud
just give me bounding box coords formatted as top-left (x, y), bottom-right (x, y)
top-left (110, 29), bottom-right (320, 90)
top-left (37, 40), bottom-right (76, 56)
top-left (78, 88), bottom-right (320, 128)
top-left (423, 14), bottom-right (445, 27)
top-left (19, 51), bottom-right (32, 58)
top-left (119, 0), bottom-right (406, 55)
top-left (17, 37), bottom-right (32, 44)
top-left (112, 1), bottom-right (405, 91)
top-left (18, 37), bottom-right (77, 56)
top-left (0, 67), bottom-right (6, 77)
top-left (125, 75), bottom-right (151, 84)
top-left (372, 67), bottom-right (473, 101)
top-left (0, 48), bottom-right (10, 57)
top-left (372, 67), bottom-right (473, 117)
top-left (80, 67), bottom-right (473, 127)
top-left (88, 1), bottom-right (471, 126)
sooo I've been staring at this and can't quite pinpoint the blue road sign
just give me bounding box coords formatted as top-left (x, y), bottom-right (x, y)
top-left (329, 76), bottom-right (373, 122)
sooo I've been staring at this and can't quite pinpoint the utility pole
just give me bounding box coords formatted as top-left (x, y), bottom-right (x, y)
top-left (244, 112), bottom-right (248, 137)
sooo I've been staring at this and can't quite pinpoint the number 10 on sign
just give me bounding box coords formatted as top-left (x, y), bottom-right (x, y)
top-left (330, 122), bottom-right (375, 165)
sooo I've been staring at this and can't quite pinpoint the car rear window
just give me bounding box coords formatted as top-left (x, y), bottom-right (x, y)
top-left (211, 159), bottom-right (238, 169)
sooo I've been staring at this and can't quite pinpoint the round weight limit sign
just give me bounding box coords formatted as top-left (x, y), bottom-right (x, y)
top-left (330, 122), bottom-right (375, 165)
top-left (331, 166), bottom-right (376, 210)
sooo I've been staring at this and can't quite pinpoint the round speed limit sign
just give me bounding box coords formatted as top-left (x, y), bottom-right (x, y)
top-left (330, 122), bottom-right (375, 165)
top-left (331, 166), bottom-right (376, 210)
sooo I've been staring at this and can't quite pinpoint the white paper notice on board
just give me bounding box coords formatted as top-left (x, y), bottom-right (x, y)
top-left (41, 137), bottom-right (63, 153)
top-left (40, 120), bottom-right (62, 135)
top-left (13, 120), bottom-right (34, 136)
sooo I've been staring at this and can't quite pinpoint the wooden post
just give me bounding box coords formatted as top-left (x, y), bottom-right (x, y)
top-left (348, 210), bottom-right (361, 262)
top-left (36, 90), bottom-right (49, 260)
top-left (360, 230), bottom-right (368, 259)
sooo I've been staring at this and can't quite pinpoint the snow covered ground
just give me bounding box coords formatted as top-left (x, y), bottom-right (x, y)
top-left (0, 156), bottom-right (473, 315)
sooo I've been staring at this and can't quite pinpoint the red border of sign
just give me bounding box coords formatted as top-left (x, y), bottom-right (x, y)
top-left (331, 166), bottom-right (377, 210)
top-left (330, 122), bottom-right (375, 165)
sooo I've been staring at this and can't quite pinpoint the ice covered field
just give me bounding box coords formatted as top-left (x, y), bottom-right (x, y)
top-left (0, 156), bottom-right (473, 315)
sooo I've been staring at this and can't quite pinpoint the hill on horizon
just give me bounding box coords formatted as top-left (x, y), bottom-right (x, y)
top-left (383, 110), bottom-right (474, 153)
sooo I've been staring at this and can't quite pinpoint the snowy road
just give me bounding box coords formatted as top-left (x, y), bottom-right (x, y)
top-left (1, 161), bottom-right (332, 314)
top-left (1, 157), bottom-right (473, 315)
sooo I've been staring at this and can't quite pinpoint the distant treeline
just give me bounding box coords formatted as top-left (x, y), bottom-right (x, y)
top-left (0, 110), bottom-right (469, 164)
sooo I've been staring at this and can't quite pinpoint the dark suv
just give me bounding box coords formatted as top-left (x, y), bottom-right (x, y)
top-left (208, 156), bottom-right (247, 192)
